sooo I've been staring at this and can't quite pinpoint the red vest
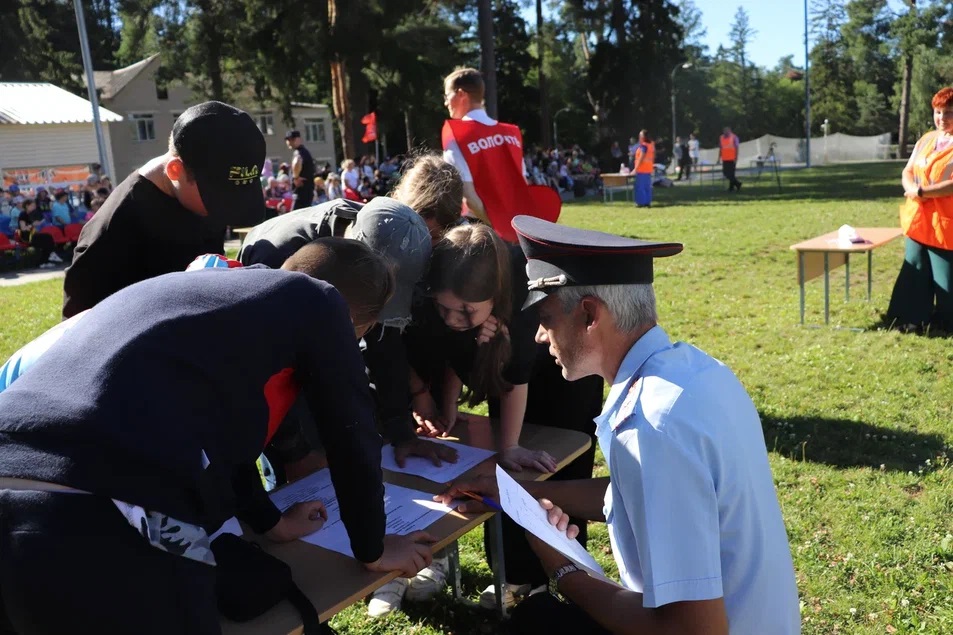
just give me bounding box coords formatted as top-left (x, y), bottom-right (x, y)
top-left (442, 119), bottom-right (559, 242)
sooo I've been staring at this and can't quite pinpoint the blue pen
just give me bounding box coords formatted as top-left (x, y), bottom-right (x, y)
top-left (460, 489), bottom-right (503, 512)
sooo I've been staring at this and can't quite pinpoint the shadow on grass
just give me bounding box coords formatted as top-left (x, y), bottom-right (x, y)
top-left (761, 413), bottom-right (945, 472)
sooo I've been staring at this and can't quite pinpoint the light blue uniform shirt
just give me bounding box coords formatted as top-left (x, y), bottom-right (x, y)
top-left (595, 325), bottom-right (800, 634)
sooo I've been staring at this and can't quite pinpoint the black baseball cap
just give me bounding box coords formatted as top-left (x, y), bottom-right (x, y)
top-left (512, 215), bottom-right (683, 309)
top-left (285, 130), bottom-right (301, 140)
top-left (172, 101), bottom-right (265, 227)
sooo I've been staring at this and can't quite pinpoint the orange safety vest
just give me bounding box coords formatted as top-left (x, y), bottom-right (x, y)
top-left (635, 141), bottom-right (655, 174)
top-left (720, 134), bottom-right (738, 162)
top-left (899, 131), bottom-right (953, 249)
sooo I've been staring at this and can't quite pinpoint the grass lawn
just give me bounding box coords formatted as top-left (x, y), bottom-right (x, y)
top-left (2, 162), bottom-right (951, 634)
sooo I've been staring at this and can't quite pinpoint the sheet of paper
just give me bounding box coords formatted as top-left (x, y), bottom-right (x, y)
top-left (381, 438), bottom-right (496, 483)
top-left (496, 465), bottom-right (620, 585)
top-left (209, 516), bottom-right (243, 541)
top-left (268, 469), bottom-right (456, 558)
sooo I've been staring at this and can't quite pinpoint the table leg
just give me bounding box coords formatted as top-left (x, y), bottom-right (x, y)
top-left (824, 252), bottom-right (830, 325)
top-left (488, 513), bottom-right (508, 618)
top-left (845, 253), bottom-right (850, 302)
top-left (447, 540), bottom-right (463, 601)
top-left (798, 253), bottom-right (806, 325)
top-left (867, 251), bottom-right (872, 301)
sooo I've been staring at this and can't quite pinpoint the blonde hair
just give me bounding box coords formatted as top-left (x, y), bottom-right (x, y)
top-left (391, 154), bottom-right (463, 235)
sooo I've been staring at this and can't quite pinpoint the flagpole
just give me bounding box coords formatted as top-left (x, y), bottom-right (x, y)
top-left (375, 138), bottom-right (380, 165)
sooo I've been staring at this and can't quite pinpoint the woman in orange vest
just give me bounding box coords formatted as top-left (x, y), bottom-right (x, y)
top-left (886, 87), bottom-right (953, 333)
top-left (633, 129), bottom-right (655, 207)
top-left (718, 126), bottom-right (742, 191)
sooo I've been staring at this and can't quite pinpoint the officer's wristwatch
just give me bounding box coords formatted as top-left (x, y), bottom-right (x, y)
top-left (548, 562), bottom-right (586, 603)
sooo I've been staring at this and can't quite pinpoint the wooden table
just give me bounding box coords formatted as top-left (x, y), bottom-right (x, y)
top-left (221, 417), bottom-right (592, 634)
top-left (601, 172), bottom-right (634, 202)
top-left (790, 227), bottom-right (903, 325)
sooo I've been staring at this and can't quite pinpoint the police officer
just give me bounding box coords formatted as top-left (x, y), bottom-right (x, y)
top-left (286, 129), bottom-right (316, 209)
top-left (438, 216), bottom-right (800, 635)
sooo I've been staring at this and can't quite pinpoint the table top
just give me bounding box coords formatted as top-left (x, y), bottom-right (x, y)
top-left (790, 227), bottom-right (903, 253)
top-left (221, 417), bottom-right (592, 634)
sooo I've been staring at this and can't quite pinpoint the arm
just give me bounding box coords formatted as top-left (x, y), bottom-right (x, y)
top-left (438, 473), bottom-right (610, 521)
top-left (543, 550), bottom-right (728, 635)
top-left (298, 287), bottom-right (386, 563)
top-left (462, 182), bottom-right (489, 223)
top-left (920, 178), bottom-right (953, 198)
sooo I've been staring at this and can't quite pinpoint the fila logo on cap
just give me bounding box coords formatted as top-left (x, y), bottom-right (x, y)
top-left (229, 165), bottom-right (259, 185)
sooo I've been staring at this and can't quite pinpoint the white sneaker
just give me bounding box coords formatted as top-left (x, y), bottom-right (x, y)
top-left (478, 582), bottom-right (531, 610)
top-left (367, 577), bottom-right (409, 617)
top-left (48, 252), bottom-right (63, 263)
top-left (405, 556), bottom-right (449, 602)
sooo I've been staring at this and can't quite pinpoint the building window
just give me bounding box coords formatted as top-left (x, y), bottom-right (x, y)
top-left (256, 113), bottom-right (275, 136)
top-left (131, 114), bottom-right (156, 142)
top-left (171, 111), bottom-right (182, 122)
top-left (156, 85), bottom-right (169, 100)
top-left (303, 118), bottom-right (326, 144)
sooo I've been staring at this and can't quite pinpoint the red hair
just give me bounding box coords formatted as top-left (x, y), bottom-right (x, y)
top-left (931, 87), bottom-right (953, 109)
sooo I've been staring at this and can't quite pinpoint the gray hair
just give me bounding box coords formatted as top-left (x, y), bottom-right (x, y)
top-left (555, 284), bottom-right (657, 333)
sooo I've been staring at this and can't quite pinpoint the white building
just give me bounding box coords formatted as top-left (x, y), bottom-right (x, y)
top-left (0, 82), bottom-right (122, 191)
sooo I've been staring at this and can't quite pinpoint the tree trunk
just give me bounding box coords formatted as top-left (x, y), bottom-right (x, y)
top-left (330, 58), bottom-right (354, 161)
top-left (478, 0), bottom-right (497, 118)
top-left (328, 0), bottom-right (353, 160)
top-left (196, 2), bottom-right (224, 101)
top-left (898, 54), bottom-right (913, 157)
top-left (404, 109), bottom-right (414, 153)
top-left (537, 0), bottom-right (551, 147)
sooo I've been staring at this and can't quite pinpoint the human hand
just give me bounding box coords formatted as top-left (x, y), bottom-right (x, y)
top-left (500, 445), bottom-right (557, 473)
top-left (434, 474), bottom-right (499, 513)
top-left (364, 531), bottom-right (436, 577)
top-left (265, 500), bottom-right (327, 543)
top-left (904, 187), bottom-right (920, 199)
top-left (526, 533), bottom-right (575, 577)
top-left (476, 315), bottom-right (508, 345)
top-left (538, 498), bottom-right (579, 540)
top-left (283, 450), bottom-right (328, 483)
top-left (393, 437), bottom-right (459, 468)
top-left (412, 392), bottom-right (445, 437)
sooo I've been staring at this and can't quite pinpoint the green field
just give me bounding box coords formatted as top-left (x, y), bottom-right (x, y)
top-left (2, 162), bottom-right (951, 634)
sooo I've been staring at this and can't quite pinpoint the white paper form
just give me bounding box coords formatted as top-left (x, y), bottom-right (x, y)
top-left (496, 465), bottom-right (621, 586)
top-left (381, 439), bottom-right (496, 483)
top-left (268, 469), bottom-right (456, 558)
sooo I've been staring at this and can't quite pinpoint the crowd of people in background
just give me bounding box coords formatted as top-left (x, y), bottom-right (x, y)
top-left (0, 174), bottom-right (114, 268)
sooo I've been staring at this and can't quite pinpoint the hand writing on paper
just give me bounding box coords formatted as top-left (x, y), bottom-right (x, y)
top-left (394, 437), bottom-right (460, 468)
top-left (265, 500), bottom-right (328, 543)
top-left (434, 474), bottom-right (499, 513)
top-left (364, 531), bottom-right (437, 577)
top-left (500, 445), bottom-right (557, 473)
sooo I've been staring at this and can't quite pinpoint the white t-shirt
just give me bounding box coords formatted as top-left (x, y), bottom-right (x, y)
top-left (595, 326), bottom-right (801, 635)
top-left (343, 168), bottom-right (361, 190)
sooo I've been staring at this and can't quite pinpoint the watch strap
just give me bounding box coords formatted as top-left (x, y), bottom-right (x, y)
top-left (548, 563), bottom-right (584, 603)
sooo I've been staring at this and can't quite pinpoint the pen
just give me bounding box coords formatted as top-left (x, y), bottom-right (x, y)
top-left (459, 490), bottom-right (503, 512)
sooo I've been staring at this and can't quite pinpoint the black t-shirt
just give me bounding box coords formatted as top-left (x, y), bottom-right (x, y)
top-left (295, 145), bottom-right (316, 184)
top-left (62, 172), bottom-right (226, 319)
top-left (405, 244), bottom-right (539, 389)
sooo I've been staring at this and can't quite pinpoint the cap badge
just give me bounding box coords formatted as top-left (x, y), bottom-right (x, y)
top-left (527, 274), bottom-right (568, 291)
top-left (228, 165), bottom-right (259, 185)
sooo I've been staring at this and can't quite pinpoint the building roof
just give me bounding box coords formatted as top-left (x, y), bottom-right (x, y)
top-left (88, 54), bottom-right (159, 99)
top-left (0, 83), bottom-right (123, 125)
